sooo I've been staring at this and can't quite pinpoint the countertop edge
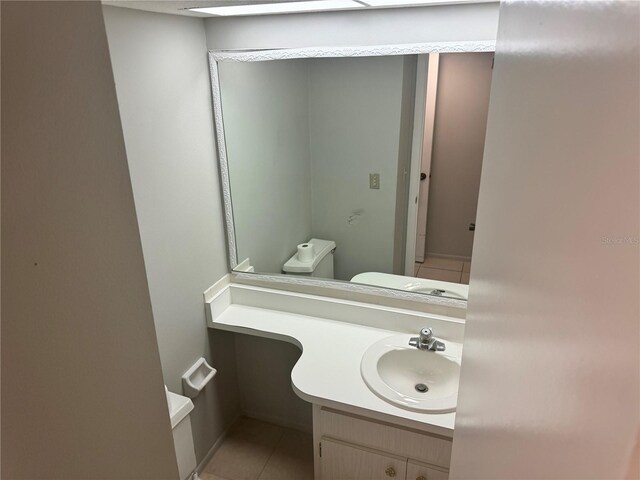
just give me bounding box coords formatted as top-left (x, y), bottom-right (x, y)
top-left (208, 296), bottom-right (460, 437)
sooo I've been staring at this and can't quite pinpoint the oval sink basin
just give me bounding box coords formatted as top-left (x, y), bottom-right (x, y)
top-left (361, 335), bottom-right (461, 413)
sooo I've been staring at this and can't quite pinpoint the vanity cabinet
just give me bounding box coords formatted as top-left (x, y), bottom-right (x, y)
top-left (313, 405), bottom-right (451, 480)
top-left (406, 460), bottom-right (450, 480)
top-left (320, 438), bottom-right (407, 480)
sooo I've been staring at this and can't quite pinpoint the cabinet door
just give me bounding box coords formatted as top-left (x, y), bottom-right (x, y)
top-left (320, 437), bottom-right (407, 480)
top-left (316, 406), bottom-right (452, 468)
top-left (406, 459), bottom-right (449, 480)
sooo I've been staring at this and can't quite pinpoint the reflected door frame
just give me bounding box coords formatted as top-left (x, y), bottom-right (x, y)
top-left (405, 53), bottom-right (439, 273)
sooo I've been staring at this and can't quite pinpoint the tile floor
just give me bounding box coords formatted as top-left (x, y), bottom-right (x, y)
top-left (201, 417), bottom-right (314, 480)
top-left (414, 256), bottom-right (471, 284)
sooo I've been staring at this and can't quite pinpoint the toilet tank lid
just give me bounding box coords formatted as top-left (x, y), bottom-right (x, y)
top-left (165, 386), bottom-right (194, 429)
top-left (283, 238), bottom-right (336, 273)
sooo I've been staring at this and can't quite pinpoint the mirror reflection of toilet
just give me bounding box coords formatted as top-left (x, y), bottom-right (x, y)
top-left (283, 238), bottom-right (336, 279)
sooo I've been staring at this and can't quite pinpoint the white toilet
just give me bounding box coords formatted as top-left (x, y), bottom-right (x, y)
top-left (165, 386), bottom-right (197, 480)
top-left (282, 238), bottom-right (336, 278)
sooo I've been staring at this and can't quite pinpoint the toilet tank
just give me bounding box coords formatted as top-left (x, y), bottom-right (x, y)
top-left (165, 387), bottom-right (196, 480)
top-left (282, 238), bottom-right (336, 279)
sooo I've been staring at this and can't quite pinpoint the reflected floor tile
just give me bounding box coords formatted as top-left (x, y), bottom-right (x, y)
top-left (417, 267), bottom-right (462, 283)
top-left (423, 256), bottom-right (464, 272)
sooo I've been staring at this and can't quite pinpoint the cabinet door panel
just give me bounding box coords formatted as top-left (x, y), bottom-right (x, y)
top-left (320, 438), bottom-right (407, 480)
top-left (318, 407), bottom-right (452, 468)
top-left (406, 459), bottom-right (449, 480)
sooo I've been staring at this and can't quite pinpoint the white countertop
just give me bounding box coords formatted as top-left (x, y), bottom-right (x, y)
top-left (211, 299), bottom-right (459, 437)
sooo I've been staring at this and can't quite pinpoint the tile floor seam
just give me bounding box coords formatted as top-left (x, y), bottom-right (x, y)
top-left (256, 430), bottom-right (285, 480)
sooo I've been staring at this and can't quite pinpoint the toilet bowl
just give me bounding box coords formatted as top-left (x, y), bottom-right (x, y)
top-left (283, 238), bottom-right (336, 279)
top-left (165, 386), bottom-right (197, 480)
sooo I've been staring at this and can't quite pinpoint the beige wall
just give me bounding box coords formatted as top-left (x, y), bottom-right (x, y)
top-left (1, 1), bottom-right (178, 478)
top-left (425, 52), bottom-right (493, 259)
top-left (450, 1), bottom-right (639, 478)
top-left (102, 6), bottom-right (241, 465)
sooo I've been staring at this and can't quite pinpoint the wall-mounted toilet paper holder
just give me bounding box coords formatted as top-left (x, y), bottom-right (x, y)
top-left (182, 357), bottom-right (217, 398)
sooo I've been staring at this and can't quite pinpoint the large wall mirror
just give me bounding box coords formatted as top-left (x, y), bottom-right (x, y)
top-left (209, 42), bottom-right (494, 304)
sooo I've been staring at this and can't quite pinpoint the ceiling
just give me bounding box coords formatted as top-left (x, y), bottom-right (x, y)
top-left (101, 0), bottom-right (495, 18)
top-left (101, 1), bottom-right (305, 17)
top-left (102, 0), bottom-right (364, 18)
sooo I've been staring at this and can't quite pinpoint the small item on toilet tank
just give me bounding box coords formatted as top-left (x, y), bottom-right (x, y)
top-left (297, 243), bottom-right (314, 262)
top-left (283, 238), bottom-right (336, 276)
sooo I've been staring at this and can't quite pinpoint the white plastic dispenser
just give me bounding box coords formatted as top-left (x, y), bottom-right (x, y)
top-left (165, 386), bottom-right (197, 480)
top-left (182, 357), bottom-right (217, 399)
top-left (283, 238), bottom-right (336, 279)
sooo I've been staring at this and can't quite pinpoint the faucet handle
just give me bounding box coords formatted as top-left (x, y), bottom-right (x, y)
top-left (419, 327), bottom-right (433, 341)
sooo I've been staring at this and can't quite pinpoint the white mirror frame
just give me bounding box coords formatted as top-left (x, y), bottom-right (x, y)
top-left (208, 40), bottom-right (495, 309)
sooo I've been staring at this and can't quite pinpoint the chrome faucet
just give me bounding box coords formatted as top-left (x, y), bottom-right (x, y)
top-left (409, 327), bottom-right (445, 351)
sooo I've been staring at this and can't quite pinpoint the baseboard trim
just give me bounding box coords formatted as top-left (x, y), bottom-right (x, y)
top-left (195, 412), bottom-right (241, 474)
top-left (242, 409), bottom-right (313, 434)
top-left (425, 253), bottom-right (472, 262)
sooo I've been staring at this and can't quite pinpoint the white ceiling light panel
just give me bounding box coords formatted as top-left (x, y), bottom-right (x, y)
top-left (189, 0), bottom-right (365, 16)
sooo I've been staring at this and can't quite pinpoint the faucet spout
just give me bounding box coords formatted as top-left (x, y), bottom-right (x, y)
top-left (409, 327), bottom-right (446, 352)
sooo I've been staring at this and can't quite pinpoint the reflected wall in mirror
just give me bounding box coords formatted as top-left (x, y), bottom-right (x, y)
top-left (215, 50), bottom-right (493, 301)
